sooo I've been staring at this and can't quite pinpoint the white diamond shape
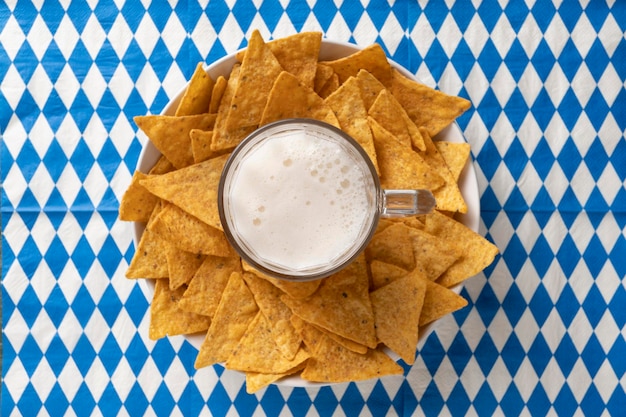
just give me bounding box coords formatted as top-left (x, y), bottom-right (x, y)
top-left (190, 13), bottom-right (217, 59)
top-left (83, 164), bottom-right (108, 206)
top-left (134, 357), bottom-right (161, 402)
top-left (84, 357), bottom-right (109, 401)
top-left (544, 63), bottom-right (568, 107)
top-left (599, 13), bottom-right (622, 56)
top-left (541, 309), bottom-right (567, 353)
top-left (83, 113), bottom-right (108, 157)
top-left (568, 358), bottom-right (592, 402)
top-left (55, 63), bottom-right (81, 110)
top-left (3, 359), bottom-right (29, 403)
top-left (432, 356), bottom-right (457, 400)
top-left (544, 113), bottom-right (569, 155)
top-left (161, 63), bottom-right (186, 104)
top-left (108, 64), bottom-right (134, 109)
top-left (1, 65), bottom-right (26, 110)
top-left (163, 357), bottom-right (189, 401)
top-left (543, 209), bottom-right (568, 253)
top-left (30, 308), bottom-right (56, 352)
top-left (595, 360), bottom-right (619, 403)
top-left (57, 212), bottom-right (83, 255)
top-left (410, 14), bottom-right (435, 58)
top-left (31, 359), bottom-right (56, 402)
top-left (27, 64), bottom-right (54, 110)
top-left (83, 260), bottom-right (109, 304)
top-left (57, 164), bottom-right (82, 207)
top-left (84, 212), bottom-right (108, 254)
top-left (515, 210), bottom-right (541, 254)
top-left (517, 14), bottom-right (542, 58)
top-left (300, 13), bottom-right (325, 33)
top-left (542, 262), bottom-right (567, 304)
top-left (136, 63), bottom-right (161, 107)
top-left (487, 307), bottom-right (514, 352)
top-left (514, 309), bottom-right (540, 352)
top-left (379, 14), bottom-right (404, 56)
top-left (108, 13), bottom-right (133, 59)
top-left (110, 163), bottom-right (133, 203)
top-left (491, 14), bottom-right (516, 59)
top-left (486, 357), bottom-right (512, 401)
top-left (598, 114), bottom-right (621, 155)
top-left (57, 308), bottom-right (82, 352)
top-left (570, 63), bottom-right (595, 108)
top-left (570, 13), bottom-right (596, 58)
top-left (217, 14), bottom-right (245, 53)
top-left (597, 63), bottom-right (621, 106)
top-left (29, 114), bottom-right (55, 158)
top-left (544, 13), bottom-right (569, 58)
top-left (29, 163), bottom-right (55, 208)
top-left (27, 14), bottom-right (53, 60)
top-left (135, 14), bottom-right (160, 58)
top-left (0, 15), bottom-right (26, 60)
top-left (489, 211), bottom-right (515, 256)
top-left (596, 213), bottom-right (622, 253)
top-left (491, 64), bottom-right (516, 107)
top-left (30, 213), bottom-right (56, 255)
top-left (596, 310), bottom-right (620, 353)
top-left (513, 357), bottom-right (539, 401)
top-left (353, 14), bottom-right (379, 48)
top-left (55, 14), bottom-right (80, 60)
top-left (459, 357), bottom-right (484, 400)
top-left (540, 358), bottom-right (566, 402)
top-left (464, 63), bottom-right (489, 106)
top-left (464, 14), bottom-right (489, 59)
top-left (570, 112), bottom-right (596, 157)
top-left (570, 162), bottom-right (595, 206)
top-left (597, 163), bottom-right (622, 205)
top-left (82, 64), bottom-right (107, 109)
top-left (325, 14), bottom-right (352, 44)
top-left (439, 63), bottom-right (464, 96)
top-left (109, 113), bottom-right (136, 157)
top-left (3, 163), bottom-right (28, 210)
top-left (437, 14), bottom-right (462, 58)
top-left (82, 14), bottom-right (106, 59)
top-left (57, 358), bottom-right (83, 401)
top-left (570, 212), bottom-right (594, 254)
top-left (518, 64), bottom-right (542, 107)
top-left (161, 14), bottom-right (187, 57)
top-left (84, 310), bottom-right (109, 352)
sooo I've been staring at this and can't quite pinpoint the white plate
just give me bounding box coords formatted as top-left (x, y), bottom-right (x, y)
top-left (134, 39), bottom-right (479, 387)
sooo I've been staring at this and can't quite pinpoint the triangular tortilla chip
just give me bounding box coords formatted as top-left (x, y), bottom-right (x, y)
top-left (325, 77), bottom-right (379, 173)
top-left (134, 113), bottom-right (216, 169)
top-left (126, 204), bottom-right (169, 279)
top-left (119, 171), bottom-right (160, 222)
top-left (260, 71), bottom-right (339, 127)
top-left (264, 32), bottom-right (321, 89)
top-left (418, 128), bottom-right (467, 213)
top-left (211, 64), bottom-right (241, 151)
top-left (389, 68), bottom-right (471, 137)
top-left (317, 72), bottom-right (339, 98)
top-left (371, 268), bottom-right (427, 364)
top-left (226, 312), bottom-right (310, 374)
top-left (149, 278), bottom-right (211, 340)
top-left (140, 153), bottom-right (229, 231)
top-left (165, 245), bottom-right (205, 290)
top-left (405, 225), bottom-right (462, 281)
top-left (314, 63), bottom-right (334, 93)
top-left (423, 211), bottom-right (499, 287)
top-left (369, 260), bottom-right (409, 291)
top-left (434, 141), bottom-right (471, 183)
top-left (209, 75), bottom-right (228, 114)
top-left (365, 222), bottom-right (416, 271)
top-left (356, 69), bottom-right (385, 110)
top-left (245, 361), bottom-right (307, 394)
top-left (281, 254), bottom-right (377, 348)
top-left (175, 62), bottom-right (215, 116)
top-left (148, 155), bottom-right (175, 175)
top-left (320, 44), bottom-right (393, 87)
top-left (368, 89), bottom-right (413, 148)
top-left (420, 279), bottom-right (468, 326)
top-left (195, 272), bottom-right (259, 368)
top-left (242, 272), bottom-right (302, 360)
top-left (369, 117), bottom-right (444, 190)
top-left (190, 129), bottom-right (220, 163)
top-left (241, 261), bottom-right (322, 299)
top-left (178, 255), bottom-right (242, 317)
top-left (300, 334), bottom-right (403, 383)
top-left (223, 30), bottom-right (284, 146)
top-left (148, 202), bottom-right (233, 257)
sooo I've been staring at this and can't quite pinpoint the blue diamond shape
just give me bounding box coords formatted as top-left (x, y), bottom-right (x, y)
top-left (474, 333), bottom-right (499, 375)
top-left (607, 385), bottom-right (626, 417)
top-left (99, 382), bottom-right (123, 417)
top-left (501, 383), bottom-right (525, 416)
top-left (554, 332), bottom-right (578, 377)
top-left (423, 0), bottom-right (450, 32)
top-left (232, 0), bottom-right (257, 33)
top-left (475, 137), bottom-right (501, 182)
top-left (558, 88), bottom-right (584, 131)
top-left (530, 39), bottom-right (556, 82)
top-left (527, 333), bottom-right (552, 376)
top-left (608, 284), bottom-right (626, 329)
top-left (152, 382), bottom-right (176, 416)
top-left (260, 384), bottom-right (287, 415)
top-left (16, 285), bottom-right (43, 328)
top-left (504, 1), bottom-right (529, 31)
top-left (581, 284), bottom-right (607, 328)
top-left (503, 188), bottom-right (529, 228)
top-left (447, 332), bottom-right (472, 374)
top-left (73, 333), bottom-right (97, 376)
top-left (423, 38), bottom-right (449, 81)
top-left (529, 283), bottom-right (553, 327)
top-left (125, 333), bottom-right (149, 376)
top-left (501, 332), bottom-right (525, 376)
top-left (71, 235), bottom-right (97, 278)
top-left (529, 234), bottom-right (554, 277)
top-left (502, 283), bottom-right (527, 327)
top-left (585, 88), bottom-right (610, 131)
top-left (179, 383), bottom-right (205, 416)
top-left (124, 382), bottom-right (149, 417)
top-left (559, 38), bottom-right (584, 82)
top-left (531, 0), bottom-right (558, 31)
top-left (582, 234), bottom-right (607, 277)
top-left (152, 338), bottom-right (177, 375)
top-left (45, 334), bottom-right (71, 375)
top-left (580, 384), bottom-right (605, 417)
top-left (99, 285), bottom-right (123, 328)
top-left (555, 283), bottom-right (579, 327)
top-left (233, 384), bottom-right (260, 415)
top-left (473, 382), bottom-right (497, 416)
top-left (580, 333), bottom-right (605, 377)
top-left (476, 39), bottom-right (502, 80)
top-left (44, 383), bottom-right (70, 416)
top-left (16, 384), bottom-right (43, 417)
top-left (447, 380), bottom-right (471, 416)
top-left (286, 0), bottom-right (313, 32)
top-left (586, 1), bottom-right (610, 31)
top-left (18, 334), bottom-right (44, 375)
top-left (44, 285), bottom-right (70, 328)
top-left (450, 0), bottom-right (476, 32)
top-left (553, 382), bottom-right (578, 416)
top-left (556, 233), bottom-right (581, 276)
top-left (208, 381), bottom-right (232, 417)
top-left (420, 380), bottom-right (445, 416)
top-left (607, 335), bottom-right (626, 379)
top-left (476, 0), bottom-right (502, 32)
top-left (527, 384), bottom-right (551, 417)
top-left (419, 333), bottom-right (446, 375)
top-left (612, 88), bottom-right (626, 131)
top-left (502, 234), bottom-right (527, 278)
top-left (286, 389), bottom-right (313, 417)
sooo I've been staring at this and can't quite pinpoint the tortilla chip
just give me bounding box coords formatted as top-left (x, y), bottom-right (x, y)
top-left (119, 171), bottom-right (160, 222)
top-left (226, 312), bottom-right (310, 374)
top-left (423, 211), bottom-right (499, 287)
top-left (140, 154), bottom-right (229, 231)
top-left (195, 272), bottom-right (259, 368)
top-left (241, 261), bottom-right (322, 299)
top-left (314, 63), bottom-right (334, 93)
top-left (281, 254), bottom-right (377, 349)
top-left (369, 117), bottom-right (444, 190)
top-left (434, 141), bottom-right (471, 183)
top-left (325, 77), bottom-right (379, 173)
top-left (149, 278), bottom-right (211, 340)
top-left (317, 73), bottom-right (339, 98)
top-left (190, 129), bottom-right (225, 163)
top-left (405, 225), bottom-right (462, 281)
top-left (371, 268), bottom-right (427, 364)
top-left (242, 272), bottom-right (302, 360)
top-left (175, 62), bottom-right (215, 116)
top-left (126, 204), bottom-right (169, 279)
top-left (300, 334), bottom-right (403, 383)
top-left (260, 71), bottom-right (340, 127)
top-left (320, 44), bottom-right (393, 87)
top-left (148, 155), bottom-right (175, 175)
top-left (148, 202), bottom-right (233, 257)
top-left (264, 32), bottom-right (321, 89)
top-left (245, 361), bottom-right (308, 394)
top-left (209, 75), bottom-right (228, 114)
top-left (223, 30), bottom-right (284, 145)
top-left (389, 68), bottom-right (471, 137)
top-left (134, 113), bottom-right (217, 169)
top-left (418, 128), bottom-right (467, 213)
top-left (314, 324), bottom-right (368, 354)
top-left (420, 280), bottom-right (468, 326)
top-left (178, 255), bottom-right (242, 317)
top-left (211, 64), bottom-right (241, 151)
top-left (355, 69), bottom-right (385, 110)
top-left (165, 245), bottom-right (205, 290)
top-left (365, 222), bottom-right (416, 271)
top-left (368, 89), bottom-right (413, 148)
top-left (369, 260), bottom-right (409, 291)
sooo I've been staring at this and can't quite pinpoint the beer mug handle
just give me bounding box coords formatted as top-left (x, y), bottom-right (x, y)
top-left (380, 189), bottom-right (436, 217)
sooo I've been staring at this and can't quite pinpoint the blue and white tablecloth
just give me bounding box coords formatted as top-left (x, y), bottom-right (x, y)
top-left (2, 1), bottom-right (625, 415)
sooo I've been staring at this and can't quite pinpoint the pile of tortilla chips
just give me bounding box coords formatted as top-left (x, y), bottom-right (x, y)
top-left (119, 30), bottom-right (498, 393)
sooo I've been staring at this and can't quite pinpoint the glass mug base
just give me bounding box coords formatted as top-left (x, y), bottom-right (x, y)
top-left (218, 119), bottom-right (434, 281)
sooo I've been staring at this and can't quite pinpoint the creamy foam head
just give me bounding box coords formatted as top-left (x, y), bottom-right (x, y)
top-left (224, 127), bottom-right (376, 274)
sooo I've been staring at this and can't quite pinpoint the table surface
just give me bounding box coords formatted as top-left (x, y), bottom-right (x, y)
top-left (2, 1), bottom-right (625, 416)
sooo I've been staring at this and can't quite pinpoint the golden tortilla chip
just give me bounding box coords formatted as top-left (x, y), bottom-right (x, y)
top-left (369, 117), bottom-right (444, 190)
top-left (134, 113), bottom-right (216, 169)
top-left (149, 278), bottom-right (211, 340)
top-left (178, 255), bottom-right (242, 317)
top-left (314, 63), bottom-right (334, 93)
top-left (148, 155), bottom-right (175, 175)
top-left (371, 268), bottom-right (427, 365)
top-left (320, 43), bottom-right (393, 87)
top-left (126, 204), bottom-right (169, 279)
top-left (223, 30), bottom-right (284, 145)
top-left (140, 153), bottom-right (229, 231)
top-left (317, 72), bottom-right (339, 98)
top-left (119, 171), bottom-right (160, 222)
top-left (281, 254), bottom-right (377, 349)
top-left (189, 129), bottom-right (216, 163)
top-left (241, 261), bottom-right (322, 299)
top-left (325, 77), bottom-right (379, 173)
top-left (313, 323), bottom-right (368, 354)
top-left (434, 141), bottom-right (471, 183)
top-left (165, 245), bottom-right (205, 290)
top-left (365, 222), bottom-right (416, 271)
top-left (226, 312), bottom-right (310, 374)
top-left (405, 225), bottom-right (462, 281)
top-left (245, 362), bottom-right (307, 394)
top-left (420, 279), bottom-right (468, 326)
top-left (264, 31), bottom-right (321, 89)
top-left (423, 211), bottom-right (499, 287)
top-left (355, 69), bottom-right (385, 110)
top-left (300, 334), bottom-right (403, 383)
top-left (389, 68), bottom-right (471, 137)
top-left (369, 260), bottom-right (409, 291)
top-left (195, 272), bottom-right (259, 368)
top-left (260, 71), bottom-right (339, 127)
top-left (418, 128), bottom-right (467, 213)
top-left (175, 62), bottom-right (215, 116)
top-left (368, 88), bottom-right (413, 148)
top-left (242, 272), bottom-right (302, 360)
top-left (148, 202), bottom-right (233, 257)
top-left (211, 64), bottom-right (241, 151)
top-left (209, 75), bottom-right (228, 114)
